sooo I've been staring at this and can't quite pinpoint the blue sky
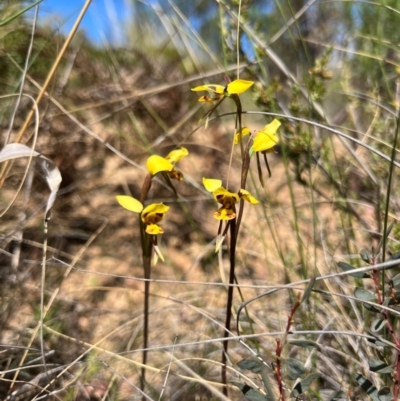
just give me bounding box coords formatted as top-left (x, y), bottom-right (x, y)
top-left (37, 0), bottom-right (134, 46)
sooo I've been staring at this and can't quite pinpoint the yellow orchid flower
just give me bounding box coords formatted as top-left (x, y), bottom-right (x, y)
top-left (192, 79), bottom-right (254, 127)
top-left (141, 203), bottom-right (170, 232)
top-left (203, 178), bottom-right (258, 221)
top-left (250, 119), bottom-right (281, 184)
top-left (252, 119), bottom-right (280, 153)
top-left (203, 180), bottom-right (239, 221)
top-left (116, 196), bottom-right (169, 235)
top-left (146, 147), bottom-right (189, 181)
top-left (191, 79), bottom-right (254, 100)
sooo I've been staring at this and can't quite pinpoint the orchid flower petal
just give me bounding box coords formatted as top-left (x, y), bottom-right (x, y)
top-left (214, 208), bottom-right (236, 220)
top-left (234, 127), bottom-right (251, 145)
top-left (141, 203), bottom-right (170, 231)
top-left (142, 203), bottom-right (170, 217)
top-left (253, 119), bottom-right (280, 153)
top-left (146, 224), bottom-right (164, 235)
top-left (226, 79), bottom-right (254, 95)
top-left (203, 177), bottom-right (222, 192)
top-left (239, 189), bottom-right (259, 204)
top-left (146, 155), bottom-right (173, 175)
top-left (213, 188), bottom-right (239, 205)
top-left (259, 119), bottom-right (281, 135)
top-left (168, 169), bottom-right (184, 181)
top-left (166, 147), bottom-right (189, 164)
top-left (198, 95), bottom-right (217, 102)
top-left (116, 196), bottom-right (143, 213)
top-left (191, 84), bottom-right (225, 94)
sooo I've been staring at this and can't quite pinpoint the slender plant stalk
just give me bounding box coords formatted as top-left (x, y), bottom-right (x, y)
top-left (138, 174), bottom-right (152, 398)
top-left (221, 92), bottom-right (253, 394)
top-left (222, 217), bottom-right (237, 395)
top-left (140, 222), bottom-right (151, 397)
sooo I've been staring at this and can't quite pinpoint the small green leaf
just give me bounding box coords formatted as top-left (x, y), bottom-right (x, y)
top-left (285, 358), bottom-right (306, 380)
top-left (337, 262), bottom-right (369, 278)
top-left (237, 359), bottom-right (263, 374)
top-left (364, 305), bottom-right (380, 313)
top-left (355, 374), bottom-right (380, 401)
top-left (371, 319), bottom-right (386, 333)
top-left (260, 366), bottom-right (275, 401)
top-left (368, 359), bottom-right (392, 374)
top-left (353, 287), bottom-right (380, 312)
top-left (390, 273), bottom-right (400, 287)
top-left (363, 303), bottom-right (380, 313)
top-left (291, 373), bottom-right (320, 397)
top-left (378, 387), bottom-right (393, 401)
top-left (354, 287), bottom-right (375, 302)
top-left (231, 382), bottom-right (270, 401)
top-left (367, 337), bottom-right (390, 348)
top-left (360, 249), bottom-right (372, 263)
top-left (242, 389), bottom-right (269, 401)
top-left (289, 340), bottom-right (318, 348)
top-left (302, 278), bottom-right (316, 303)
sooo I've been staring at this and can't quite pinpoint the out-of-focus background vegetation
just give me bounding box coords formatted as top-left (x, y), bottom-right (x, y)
top-left (1, 0), bottom-right (400, 399)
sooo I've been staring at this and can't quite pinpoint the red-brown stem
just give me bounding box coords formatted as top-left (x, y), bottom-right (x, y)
top-left (138, 174), bottom-right (152, 399)
top-left (371, 264), bottom-right (400, 398)
top-left (140, 174), bottom-right (152, 204)
top-left (275, 339), bottom-right (286, 401)
top-left (221, 94), bottom-right (245, 394)
top-left (285, 294), bottom-right (301, 334)
top-left (222, 217), bottom-right (237, 396)
top-left (141, 252), bottom-right (151, 396)
top-left (371, 269), bottom-right (400, 346)
top-left (394, 354), bottom-right (400, 400)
